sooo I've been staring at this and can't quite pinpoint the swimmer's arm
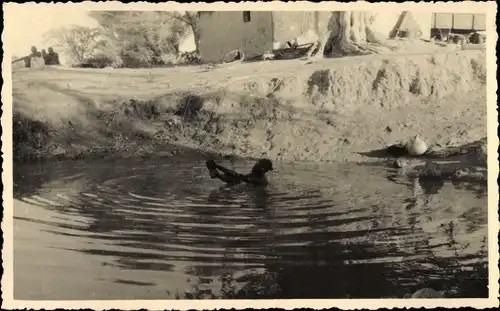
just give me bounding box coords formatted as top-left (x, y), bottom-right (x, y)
top-left (214, 164), bottom-right (249, 181)
top-left (211, 162), bottom-right (262, 185)
top-left (217, 172), bottom-right (241, 184)
top-left (244, 176), bottom-right (264, 186)
top-left (216, 167), bottom-right (261, 185)
top-left (237, 173), bottom-right (267, 186)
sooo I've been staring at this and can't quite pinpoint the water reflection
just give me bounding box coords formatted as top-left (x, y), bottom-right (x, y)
top-left (13, 157), bottom-right (488, 299)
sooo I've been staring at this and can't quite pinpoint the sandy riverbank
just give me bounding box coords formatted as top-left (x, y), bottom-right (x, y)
top-left (12, 50), bottom-right (486, 166)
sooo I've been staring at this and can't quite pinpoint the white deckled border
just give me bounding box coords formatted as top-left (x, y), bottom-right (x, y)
top-left (1, 1), bottom-right (498, 309)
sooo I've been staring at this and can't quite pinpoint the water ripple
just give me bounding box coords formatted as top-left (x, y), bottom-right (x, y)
top-left (13, 158), bottom-right (488, 299)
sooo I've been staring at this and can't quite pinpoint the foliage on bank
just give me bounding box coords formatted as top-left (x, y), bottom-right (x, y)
top-left (44, 11), bottom-right (201, 68)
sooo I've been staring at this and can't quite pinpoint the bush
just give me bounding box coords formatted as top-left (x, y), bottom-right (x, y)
top-left (160, 53), bottom-right (178, 66)
top-left (84, 54), bottom-right (116, 68)
top-left (178, 51), bottom-right (201, 65)
top-left (119, 48), bottom-right (156, 68)
top-left (70, 53), bottom-right (117, 69)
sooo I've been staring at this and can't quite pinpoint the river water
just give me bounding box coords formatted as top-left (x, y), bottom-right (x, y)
top-left (13, 157), bottom-right (488, 300)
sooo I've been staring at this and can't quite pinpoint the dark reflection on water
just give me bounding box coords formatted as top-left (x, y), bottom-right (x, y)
top-left (13, 157), bottom-right (488, 299)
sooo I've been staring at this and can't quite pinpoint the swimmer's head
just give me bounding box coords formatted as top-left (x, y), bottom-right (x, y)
top-left (252, 159), bottom-right (274, 174)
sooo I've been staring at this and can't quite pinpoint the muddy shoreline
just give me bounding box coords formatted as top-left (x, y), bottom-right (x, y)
top-left (12, 50), bottom-right (487, 168)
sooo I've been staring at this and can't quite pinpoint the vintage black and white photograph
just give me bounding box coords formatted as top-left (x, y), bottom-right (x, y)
top-left (1, 1), bottom-right (498, 308)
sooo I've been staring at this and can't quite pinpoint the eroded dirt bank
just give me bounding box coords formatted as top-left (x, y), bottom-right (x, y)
top-left (12, 50), bottom-right (487, 165)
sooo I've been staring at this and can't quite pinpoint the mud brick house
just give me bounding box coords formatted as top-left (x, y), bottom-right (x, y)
top-left (197, 11), bottom-right (437, 63)
top-left (197, 11), bottom-right (332, 63)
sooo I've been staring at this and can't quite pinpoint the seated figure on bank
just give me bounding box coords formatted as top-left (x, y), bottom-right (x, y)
top-left (45, 47), bottom-right (60, 65)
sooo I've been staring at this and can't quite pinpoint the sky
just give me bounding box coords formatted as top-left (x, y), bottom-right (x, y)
top-left (5, 5), bottom-right (99, 57)
top-left (4, 4), bottom-right (196, 61)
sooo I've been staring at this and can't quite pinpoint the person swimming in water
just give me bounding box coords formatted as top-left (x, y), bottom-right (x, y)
top-left (206, 159), bottom-right (274, 187)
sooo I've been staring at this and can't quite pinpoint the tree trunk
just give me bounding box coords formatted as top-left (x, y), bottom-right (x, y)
top-left (191, 24), bottom-right (201, 53)
top-left (338, 11), bottom-right (373, 55)
top-left (184, 12), bottom-right (201, 54)
top-left (306, 11), bottom-right (385, 62)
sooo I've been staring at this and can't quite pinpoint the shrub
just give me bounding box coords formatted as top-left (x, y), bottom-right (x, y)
top-left (160, 53), bottom-right (178, 66)
top-left (83, 54), bottom-right (116, 68)
top-left (178, 51), bottom-right (201, 65)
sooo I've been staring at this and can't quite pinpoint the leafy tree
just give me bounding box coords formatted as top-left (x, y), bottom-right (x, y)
top-left (88, 11), bottom-right (188, 67)
top-left (44, 25), bottom-right (104, 64)
top-left (164, 11), bottom-right (201, 53)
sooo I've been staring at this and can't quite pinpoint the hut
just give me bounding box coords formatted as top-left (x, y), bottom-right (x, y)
top-left (197, 11), bottom-right (434, 63)
top-left (197, 11), bottom-right (331, 63)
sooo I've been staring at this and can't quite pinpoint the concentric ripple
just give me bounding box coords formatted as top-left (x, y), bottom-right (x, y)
top-left (13, 158), bottom-right (488, 299)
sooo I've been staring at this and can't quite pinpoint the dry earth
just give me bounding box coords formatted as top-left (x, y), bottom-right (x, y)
top-left (11, 49), bottom-right (487, 167)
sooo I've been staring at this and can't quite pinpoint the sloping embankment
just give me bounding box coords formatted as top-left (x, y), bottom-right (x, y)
top-left (12, 50), bottom-right (486, 163)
